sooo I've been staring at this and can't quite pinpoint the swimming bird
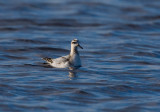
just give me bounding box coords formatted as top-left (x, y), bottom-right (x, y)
top-left (42, 39), bottom-right (83, 69)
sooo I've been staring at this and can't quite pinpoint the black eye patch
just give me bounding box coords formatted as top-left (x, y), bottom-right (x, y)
top-left (72, 42), bottom-right (77, 44)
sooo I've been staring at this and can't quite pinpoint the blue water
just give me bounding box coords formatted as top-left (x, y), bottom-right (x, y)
top-left (0, 0), bottom-right (160, 112)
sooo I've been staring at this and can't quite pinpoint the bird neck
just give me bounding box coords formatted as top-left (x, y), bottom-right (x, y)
top-left (70, 46), bottom-right (78, 56)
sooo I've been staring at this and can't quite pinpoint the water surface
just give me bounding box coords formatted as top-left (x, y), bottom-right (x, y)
top-left (0, 0), bottom-right (160, 112)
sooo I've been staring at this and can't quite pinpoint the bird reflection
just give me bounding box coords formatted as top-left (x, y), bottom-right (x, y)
top-left (42, 63), bottom-right (79, 79)
top-left (69, 70), bottom-right (77, 78)
top-left (68, 67), bottom-right (79, 79)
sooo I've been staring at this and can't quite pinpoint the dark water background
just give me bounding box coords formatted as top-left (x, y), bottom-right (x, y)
top-left (0, 0), bottom-right (160, 112)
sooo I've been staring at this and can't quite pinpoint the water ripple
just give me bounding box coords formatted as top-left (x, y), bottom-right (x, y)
top-left (0, 0), bottom-right (160, 112)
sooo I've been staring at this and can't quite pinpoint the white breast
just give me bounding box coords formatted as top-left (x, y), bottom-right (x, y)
top-left (70, 54), bottom-right (81, 67)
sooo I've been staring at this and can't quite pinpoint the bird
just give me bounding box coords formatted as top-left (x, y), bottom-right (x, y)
top-left (42, 39), bottom-right (83, 69)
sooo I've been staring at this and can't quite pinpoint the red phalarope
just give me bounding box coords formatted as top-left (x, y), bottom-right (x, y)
top-left (42, 39), bottom-right (83, 69)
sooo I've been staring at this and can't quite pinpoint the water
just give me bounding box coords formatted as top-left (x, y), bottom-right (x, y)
top-left (0, 0), bottom-right (160, 111)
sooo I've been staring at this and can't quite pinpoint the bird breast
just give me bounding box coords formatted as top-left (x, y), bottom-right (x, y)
top-left (70, 54), bottom-right (81, 66)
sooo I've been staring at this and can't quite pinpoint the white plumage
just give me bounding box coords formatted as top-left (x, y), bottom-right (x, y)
top-left (42, 39), bottom-right (83, 69)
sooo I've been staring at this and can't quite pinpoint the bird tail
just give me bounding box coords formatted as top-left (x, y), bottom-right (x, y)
top-left (42, 57), bottom-right (53, 63)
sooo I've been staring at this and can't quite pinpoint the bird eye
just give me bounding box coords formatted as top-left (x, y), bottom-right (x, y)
top-left (72, 42), bottom-right (77, 44)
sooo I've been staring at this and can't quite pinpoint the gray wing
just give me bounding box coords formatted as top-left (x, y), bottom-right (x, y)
top-left (42, 57), bottom-right (54, 63)
top-left (43, 55), bottom-right (70, 64)
top-left (53, 55), bottom-right (70, 64)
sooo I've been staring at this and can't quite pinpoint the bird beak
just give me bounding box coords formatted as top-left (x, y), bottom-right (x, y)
top-left (78, 44), bottom-right (83, 49)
